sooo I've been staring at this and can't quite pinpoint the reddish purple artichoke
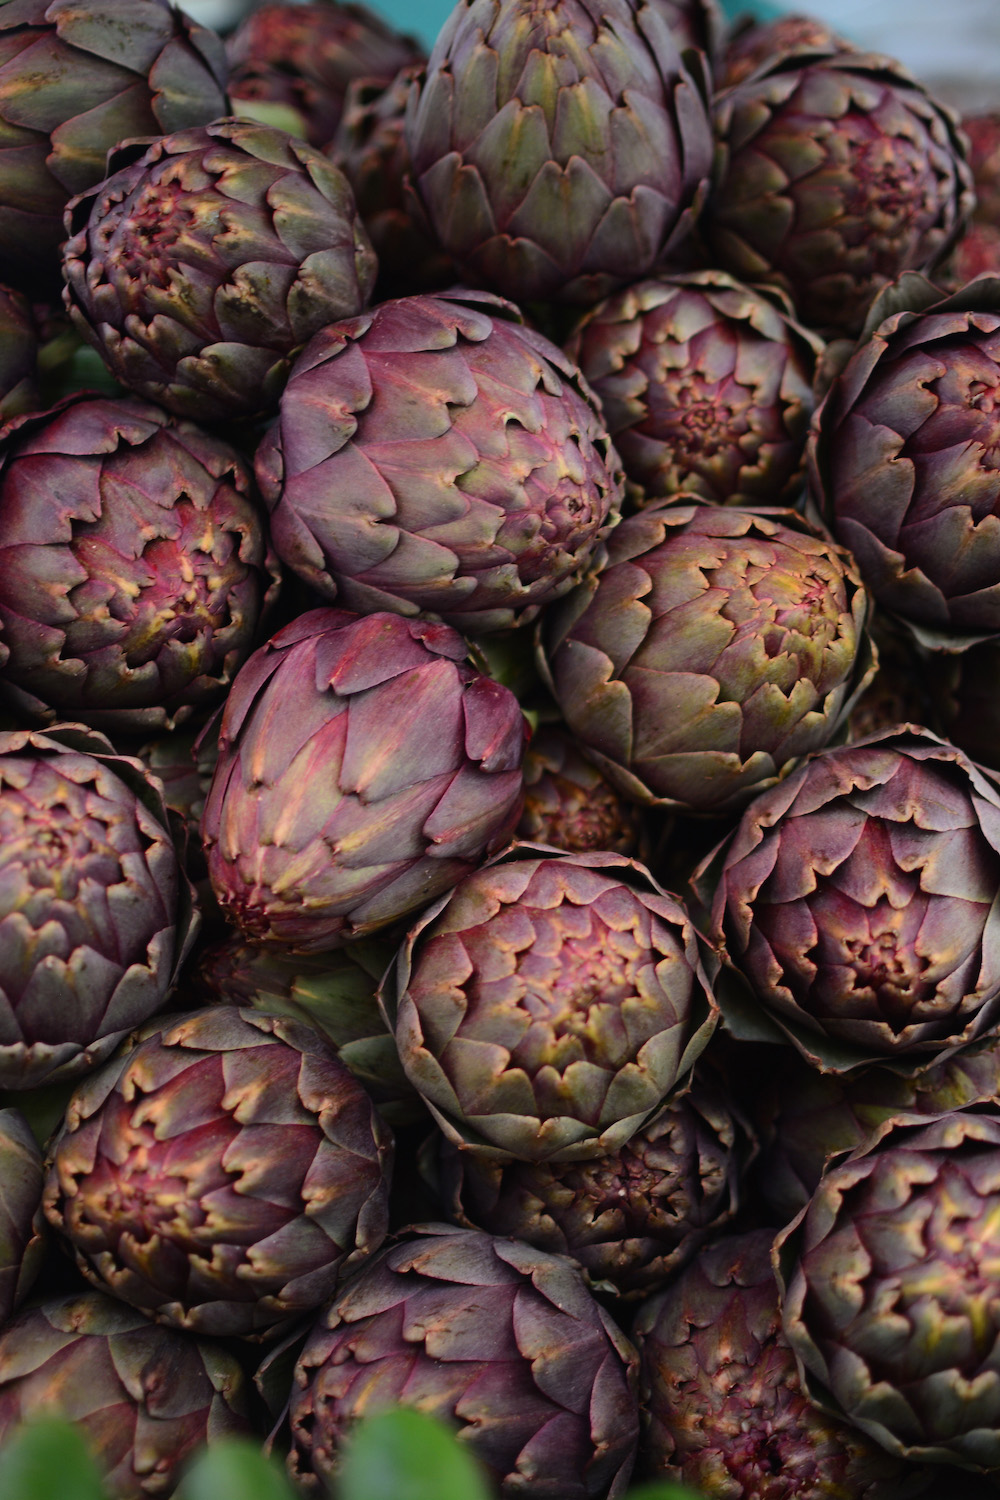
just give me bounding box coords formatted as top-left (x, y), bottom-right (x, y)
top-left (652, 0), bottom-right (724, 62)
top-left (720, 15), bottom-right (855, 90)
top-left (518, 726), bottom-right (643, 857)
top-left (0, 285), bottom-right (38, 422)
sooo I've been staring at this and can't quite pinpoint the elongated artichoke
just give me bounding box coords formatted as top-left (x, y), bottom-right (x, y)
top-left (566, 271), bottom-right (824, 506)
top-left (0, 285), bottom-right (38, 422)
top-left (255, 290), bottom-right (623, 633)
top-left (62, 119), bottom-right (377, 423)
top-left (201, 608), bottom-right (526, 952)
top-left (288, 1226), bottom-right (640, 1498)
top-left (518, 726), bottom-right (642, 856)
top-left (0, 725), bottom-right (198, 1091)
top-left (540, 501), bottom-right (873, 814)
top-left (0, 395), bottom-right (281, 734)
top-left (43, 1006), bottom-right (394, 1339)
top-left (0, 1108), bottom-right (45, 1325)
top-left (0, 1290), bottom-right (251, 1496)
top-left (381, 846), bottom-right (717, 1162)
top-left (405, 0), bottom-right (713, 305)
top-left (704, 726), bottom-right (1000, 1072)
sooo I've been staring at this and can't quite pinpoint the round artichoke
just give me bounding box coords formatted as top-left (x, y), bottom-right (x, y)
top-left (518, 726), bottom-right (643, 856)
top-left (0, 1108), bottom-right (45, 1325)
top-left (705, 726), bottom-right (1000, 1072)
top-left (0, 1290), bottom-right (251, 1496)
top-left (0, 725), bottom-right (198, 1091)
top-left (61, 119), bottom-right (377, 423)
top-left (0, 0), bottom-right (228, 279)
top-left (540, 501), bottom-right (873, 814)
top-left (0, 285), bottom-right (38, 422)
top-left (201, 608), bottom-right (527, 952)
top-left (404, 0), bottom-right (713, 305)
top-left (708, 49), bottom-right (973, 336)
top-left (720, 16), bottom-right (855, 90)
top-left (0, 395), bottom-right (281, 734)
top-left (288, 1225), bottom-right (640, 1498)
top-left (381, 846), bottom-right (717, 1162)
top-left (43, 1006), bottom-right (394, 1339)
top-left (254, 290), bottom-right (623, 633)
top-left (566, 271), bottom-right (824, 507)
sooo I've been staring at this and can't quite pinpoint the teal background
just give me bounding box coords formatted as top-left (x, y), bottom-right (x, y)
top-left (371, 0), bottom-right (778, 50)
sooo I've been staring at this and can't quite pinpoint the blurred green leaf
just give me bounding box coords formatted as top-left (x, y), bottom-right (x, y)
top-left (0, 1420), bottom-right (105, 1500)
top-left (627, 1484), bottom-right (707, 1500)
top-left (336, 1408), bottom-right (492, 1500)
top-left (175, 1439), bottom-right (295, 1500)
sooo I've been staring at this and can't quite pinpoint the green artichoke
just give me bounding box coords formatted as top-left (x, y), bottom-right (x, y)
top-left (518, 726), bottom-right (643, 856)
top-left (62, 119), bottom-right (377, 423)
top-left (405, 0), bottom-right (713, 305)
top-left (381, 846), bottom-right (717, 1162)
top-left (287, 1225), bottom-right (640, 1498)
top-left (0, 285), bottom-right (38, 422)
top-left (540, 501), bottom-right (873, 814)
top-left (0, 1108), bottom-right (45, 1325)
top-left (43, 1006), bottom-right (394, 1339)
top-left (254, 289), bottom-right (623, 633)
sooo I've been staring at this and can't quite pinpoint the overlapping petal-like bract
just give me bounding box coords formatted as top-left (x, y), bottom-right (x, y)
top-left (43, 1007), bottom-right (394, 1339)
top-left (382, 847), bottom-right (717, 1162)
top-left (541, 502), bottom-right (873, 814)
top-left (707, 727), bottom-right (1000, 1072)
top-left (652, 0), bottom-right (725, 63)
top-left (201, 608), bottom-right (527, 952)
top-left (255, 290), bottom-right (623, 633)
top-left (62, 120), bottom-right (377, 422)
top-left (0, 285), bottom-right (37, 422)
top-left (518, 726), bottom-right (642, 856)
top-left (288, 1226), bottom-right (640, 1499)
top-left (720, 15), bottom-right (854, 90)
top-left (0, 1109), bottom-right (45, 1326)
top-left (405, 0), bottom-right (714, 305)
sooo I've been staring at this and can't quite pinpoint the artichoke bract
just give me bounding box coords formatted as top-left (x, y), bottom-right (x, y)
top-left (201, 608), bottom-right (527, 952)
top-left (0, 1290), bottom-right (251, 1497)
top-left (0, 1109), bottom-right (45, 1325)
top-left (652, 0), bottom-right (724, 64)
top-left (0, 395), bottom-right (281, 734)
top-left (720, 15), bottom-right (855, 90)
top-left (708, 49), bottom-right (973, 337)
top-left (540, 501), bottom-right (873, 815)
top-left (566, 271), bottom-right (824, 507)
top-left (381, 846), bottom-right (717, 1162)
top-left (255, 290), bottom-right (623, 634)
top-left (518, 726), bottom-right (643, 856)
top-left (774, 1105), bottom-right (1000, 1470)
top-left (705, 727), bottom-right (1000, 1073)
top-left (288, 1226), bottom-right (640, 1499)
top-left (405, 0), bottom-right (713, 306)
top-left (635, 1229), bottom-right (930, 1498)
top-left (0, 0), bottom-right (228, 279)
top-left (43, 1006), bottom-right (394, 1340)
top-left (0, 725), bottom-right (198, 1091)
top-left (809, 275), bottom-right (1000, 650)
top-left (0, 284), bottom-right (38, 422)
top-left (61, 119), bottom-right (377, 423)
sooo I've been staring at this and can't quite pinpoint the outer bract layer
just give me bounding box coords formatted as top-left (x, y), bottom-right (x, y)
top-left (635, 1229), bottom-right (929, 1498)
top-left (405, 0), bottom-right (713, 305)
top-left (541, 502), bottom-right (872, 814)
top-left (775, 1106), bottom-right (1000, 1470)
top-left (567, 271), bottom-right (824, 507)
top-left (201, 608), bottom-right (527, 952)
top-left (62, 120), bottom-right (377, 423)
top-left (0, 1109), bottom-right (45, 1325)
top-left (720, 15), bottom-right (854, 90)
top-left (0, 395), bottom-right (281, 734)
top-left (0, 285), bottom-right (38, 421)
top-left (652, 0), bottom-right (725, 63)
top-left (255, 290), bottom-right (623, 633)
top-left (0, 0), bottom-right (228, 276)
top-left (708, 50), bottom-right (973, 336)
top-left (518, 726), bottom-right (642, 856)
top-left (288, 1226), bottom-right (640, 1499)
top-left (382, 846), bottom-right (717, 1162)
top-left (0, 1290), bottom-right (251, 1497)
top-left (43, 1006), bottom-right (394, 1339)
top-left (707, 727), bottom-right (1000, 1072)
top-left (0, 725), bottom-right (197, 1091)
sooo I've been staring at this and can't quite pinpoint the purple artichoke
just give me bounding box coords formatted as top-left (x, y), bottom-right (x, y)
top-left (0, 1108), bottom-right (45, 1325)
top-left (720, 15), bottom-right (855, 90)
top-left (201, 608), bottom-right (527, 953)
top-left (0, 285), bottom-right (38, 422)
top-left (255, 290), bottom-right (623, 633)
top-left (61, 119), bottom-right (377, 423)
top-left (518, 726), bottom-right (643, 857)
top-left (288, 1226), bottom-right (640, 1498)
top-left (652, 0), bottom-right (725, 63)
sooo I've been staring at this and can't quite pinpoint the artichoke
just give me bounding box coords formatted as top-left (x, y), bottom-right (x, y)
top-left (0, 0), bottom-right (228, 279)
top-left (201, 608), bottom-right (527, 952)
top-left (566, 271), bottom-right (824, 507)
top-left (652, 0), bottom-right (724, 63)
top-left (634, 1228), bottom-right (930, 1498)
top-left (0, 285), bottom-right (38, 422)
top-left (720, 15), bottom-right (855, 90)
top-left (405, 0), bottom-right (713, 305)
top-left (287, 1225), bottom-right (640, 1498)
top-left (43, 1006), bottom-right (394, 1339)
top-left (540, 501), bottom-right (873, 814)
top-left (0, 725), bottom-right (198, 1091)
top-left (0, 1108), bottom-right (45, 1325)
top-left (0, 395), bottom-right (281, 734)
top-left (518, 726), bottom-right (643, 856)
top-left (381, 846), bottom-right (717, 1162)
top-left (0, 1290), bottom-right (251, 1496)
top-left (708, 48), bottom-right (973, 336)
top-left (254, 289), bottom-right (623, 633)
top-left (62, 119), bottom-right (377, 423)
top-left (704, 726), bottom-right (1000, 1073)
